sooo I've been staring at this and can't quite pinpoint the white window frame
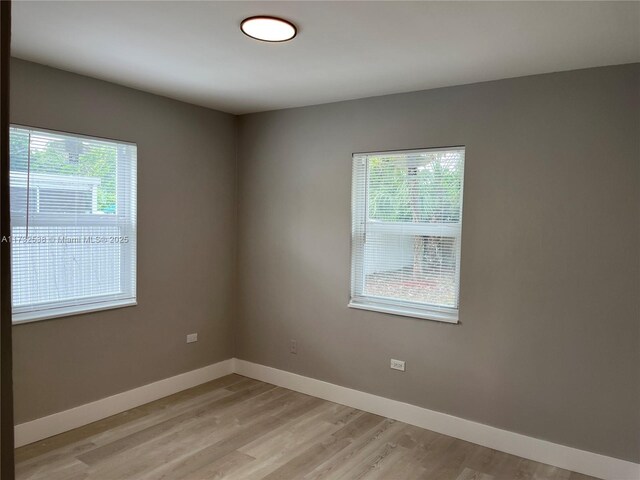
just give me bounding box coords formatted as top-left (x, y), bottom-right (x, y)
top-left (349, 146), bottom-right (465, 324)
top-left (10, 125), bottom-right (137, 324)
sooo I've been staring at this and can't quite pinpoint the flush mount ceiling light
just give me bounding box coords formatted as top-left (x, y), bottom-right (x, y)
top-left (241, 16), bottom-right (297, 42)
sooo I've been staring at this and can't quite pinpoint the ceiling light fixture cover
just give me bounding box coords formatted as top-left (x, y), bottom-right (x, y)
top-left (241, 16), bottom-right (297, 42)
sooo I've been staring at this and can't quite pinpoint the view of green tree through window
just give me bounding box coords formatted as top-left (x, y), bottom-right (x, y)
top-left (350, 147), bottom-right (465, 323)
top-left (8, 126), bottom-right (137, 323)
top-left (9, 128), bottom-right (118, 214)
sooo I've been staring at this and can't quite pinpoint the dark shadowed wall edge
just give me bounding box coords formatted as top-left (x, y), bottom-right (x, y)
top-left (1, 2), bottom-right (16, 478)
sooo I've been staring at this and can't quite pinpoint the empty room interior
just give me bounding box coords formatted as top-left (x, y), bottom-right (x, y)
top-left (0, 1), bottom-right (638, 479)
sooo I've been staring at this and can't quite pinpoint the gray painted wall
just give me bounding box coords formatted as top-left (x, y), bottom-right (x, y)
top-left (236, 64), bottom-right (640, 462)
top-left (9, 58), bottom-right (639, 463)
top-left (10, 58), bottom-right (237, 423)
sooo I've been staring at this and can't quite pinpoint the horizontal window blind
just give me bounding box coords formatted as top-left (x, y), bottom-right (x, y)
top-left (9, 126), bottom-right (137, 322)
top-left (350, 147), bottom-right (465, 323)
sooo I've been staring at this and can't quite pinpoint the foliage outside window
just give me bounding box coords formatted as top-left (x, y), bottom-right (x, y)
top-left (9, 126), bottom-right (137, 323)
top-left (350, 147), bottom-right (465, 323)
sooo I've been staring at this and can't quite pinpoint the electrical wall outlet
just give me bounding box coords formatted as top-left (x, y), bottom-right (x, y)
top-left (290, 339), bottom-right (298, 354)
top-left (390, 359), bottom-right (405, 371)
top-left (186, 333), bottom-right (198, 343)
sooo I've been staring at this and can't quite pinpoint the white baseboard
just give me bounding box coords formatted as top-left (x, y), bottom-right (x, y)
top-left (14, 357), bottom-right (639, 480)
top-left (14, 358), bottom-right (234, 448)
top-left (234, 359), bottom-right (640, 480)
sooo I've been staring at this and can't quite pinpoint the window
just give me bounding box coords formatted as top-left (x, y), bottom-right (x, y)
top-left (350, 147), bottom-right (465, 323)
top-left (9, 126), bottom-right (137, 323)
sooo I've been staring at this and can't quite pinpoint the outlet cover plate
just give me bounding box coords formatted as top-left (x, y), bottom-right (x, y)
top-left (390, 359), bottom-right (405, 371)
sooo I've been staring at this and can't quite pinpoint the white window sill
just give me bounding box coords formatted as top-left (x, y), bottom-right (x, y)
top-left (12, 299), bottom-right (137, 325)
top-left (348, 300), bottom-right (459, 324)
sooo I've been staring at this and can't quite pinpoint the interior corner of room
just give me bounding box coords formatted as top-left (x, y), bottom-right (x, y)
top-left (1, 2), bottom-right (639, 480)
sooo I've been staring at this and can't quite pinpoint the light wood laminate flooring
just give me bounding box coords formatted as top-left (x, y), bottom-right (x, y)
top-left (15, 374), bottom-right (600, 480)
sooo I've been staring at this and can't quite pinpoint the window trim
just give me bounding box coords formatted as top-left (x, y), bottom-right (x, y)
top-left (348, 298), bottom-right (459, 323)
top-left (349, 146), bottom-right (465, 324)
top-left (10, 123), bottom-right (136, 148)
top-left (9, 125), bottom-right (137, 324)
top-left (12, 299), bottom-right (137, 325)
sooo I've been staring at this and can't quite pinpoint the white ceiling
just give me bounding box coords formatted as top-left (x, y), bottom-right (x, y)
top-left (11, 1), bottom-right (640, 115)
